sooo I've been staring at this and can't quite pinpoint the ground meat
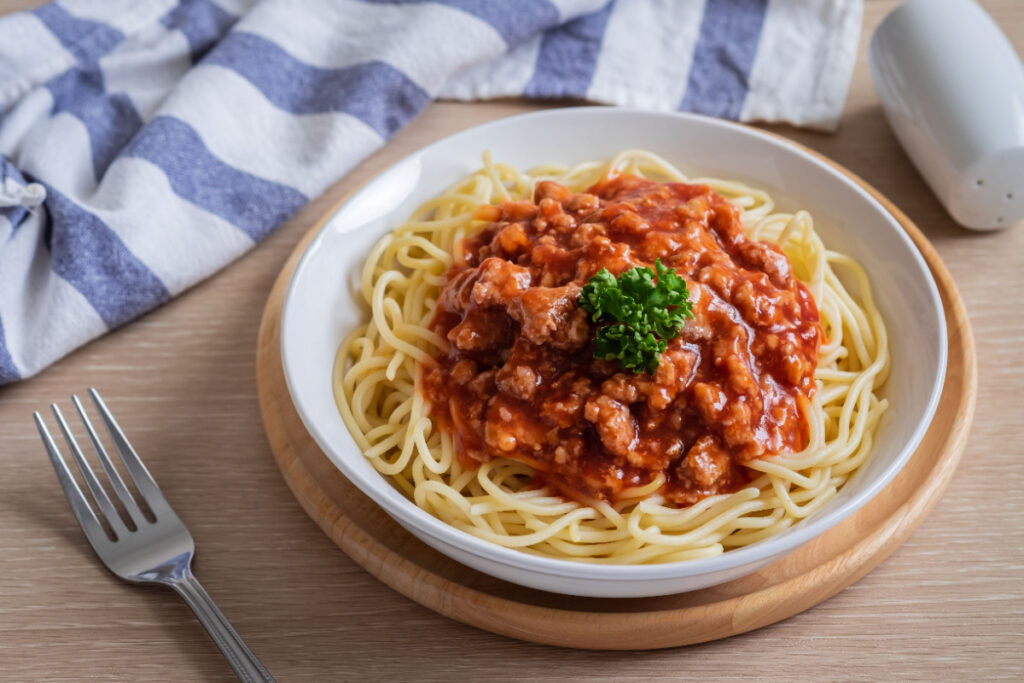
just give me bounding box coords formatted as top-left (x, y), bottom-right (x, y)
top-left (609, 209), bottom-right (650, 236)
top-left (495, 363), bottom-right (541, 401)
top-left (465, 369), bottom-right (496, 397)
top-left (471, 257), bottom-right (532, 307)
top-left (535, 180), bottom-right (574, 205)
top-left (739, 241), bottom-right (792, 288)
top-left (446, 308), bottom-right (510, 352)
top-left (584, 395), bottom-right (638, 464)
top-left (484, 398), bottom-right (550, 454)
top-left (492, 222), bottom-right (530, 257)
top-left (450, 359), bottom-right (477, 385)
top-left (508, 284), bottom-right (588, 349)
top-left (423, 174), bottom-right (820, 505)
top-left (678, 436), bottom-right (731, 490)
top-left (540, 374), bottom-right (593, 428)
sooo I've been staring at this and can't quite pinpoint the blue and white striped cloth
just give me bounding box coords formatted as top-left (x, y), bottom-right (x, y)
top-left (0, 0), bottom-right (862, 384)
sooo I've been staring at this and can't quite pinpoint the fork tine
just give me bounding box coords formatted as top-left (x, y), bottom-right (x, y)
top-left (33, 412), bottom-right (110, 547)
top-left (51, 404), bottom-right (130, 539)
top-left (87, 388), bottom-right (170, 516)
top-left (72, 394), bottom-right (145, 528)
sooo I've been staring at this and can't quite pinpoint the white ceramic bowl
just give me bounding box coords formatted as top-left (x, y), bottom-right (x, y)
top-left (280, 108), bottom-right (947, 598)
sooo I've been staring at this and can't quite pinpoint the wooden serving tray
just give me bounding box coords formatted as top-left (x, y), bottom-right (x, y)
top-left (255, 153), bottom-right (976, 650)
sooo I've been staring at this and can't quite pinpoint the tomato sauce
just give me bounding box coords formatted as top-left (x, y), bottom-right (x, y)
top-left (421, 175), bottom-right (821, 505)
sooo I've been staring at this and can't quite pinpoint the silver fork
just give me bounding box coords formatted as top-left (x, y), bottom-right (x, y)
top-left (33, 388), bottom-right (275, 683)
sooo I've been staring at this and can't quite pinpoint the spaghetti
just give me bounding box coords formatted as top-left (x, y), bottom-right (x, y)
top-left (334, 151), bottom-right (889, 564)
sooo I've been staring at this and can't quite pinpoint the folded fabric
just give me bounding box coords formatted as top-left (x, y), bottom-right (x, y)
top-left (0, 0), bottom-right (862, 384)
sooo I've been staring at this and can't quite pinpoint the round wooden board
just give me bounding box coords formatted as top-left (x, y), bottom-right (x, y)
top-left (255, 149), bottom-right (976, 650)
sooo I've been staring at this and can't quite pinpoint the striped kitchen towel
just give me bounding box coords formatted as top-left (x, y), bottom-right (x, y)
top-left (0, 0), bottom-right (862, 384)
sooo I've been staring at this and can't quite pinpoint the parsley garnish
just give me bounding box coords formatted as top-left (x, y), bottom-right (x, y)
top-left (578, 259), bottom-right (694, 374)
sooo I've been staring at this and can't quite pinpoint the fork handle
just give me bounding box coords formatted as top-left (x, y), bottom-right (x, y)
top-left (170, 572), bottom-right (276, 683)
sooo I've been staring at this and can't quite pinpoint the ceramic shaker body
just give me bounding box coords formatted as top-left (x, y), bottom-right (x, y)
top-left (870, 0), bottom-right (1024, 231)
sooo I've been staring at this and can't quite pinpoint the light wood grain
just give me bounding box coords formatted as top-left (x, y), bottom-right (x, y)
top-left (1, 0), bottom-right (1022, 680)
top-left (254, 142), bottom-right (976, 650)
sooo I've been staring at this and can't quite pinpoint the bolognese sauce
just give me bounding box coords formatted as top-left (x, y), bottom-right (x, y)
top-left (421, 174), bottom-right (821, 506)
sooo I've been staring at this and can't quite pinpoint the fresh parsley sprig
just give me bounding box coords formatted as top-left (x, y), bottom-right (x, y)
top-left (578, 259), bottom-right (694, 374)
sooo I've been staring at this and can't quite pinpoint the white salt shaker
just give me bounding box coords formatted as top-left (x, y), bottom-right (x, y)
top-left (869, 0), bottom-right (1024, 231)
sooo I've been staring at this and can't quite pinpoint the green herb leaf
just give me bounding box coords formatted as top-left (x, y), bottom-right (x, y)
top-left (578, 259), bottom-right (694, 374)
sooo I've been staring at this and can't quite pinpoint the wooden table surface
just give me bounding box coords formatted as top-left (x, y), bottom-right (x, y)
top-left (2, 1), bottom-right (1022, 681)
